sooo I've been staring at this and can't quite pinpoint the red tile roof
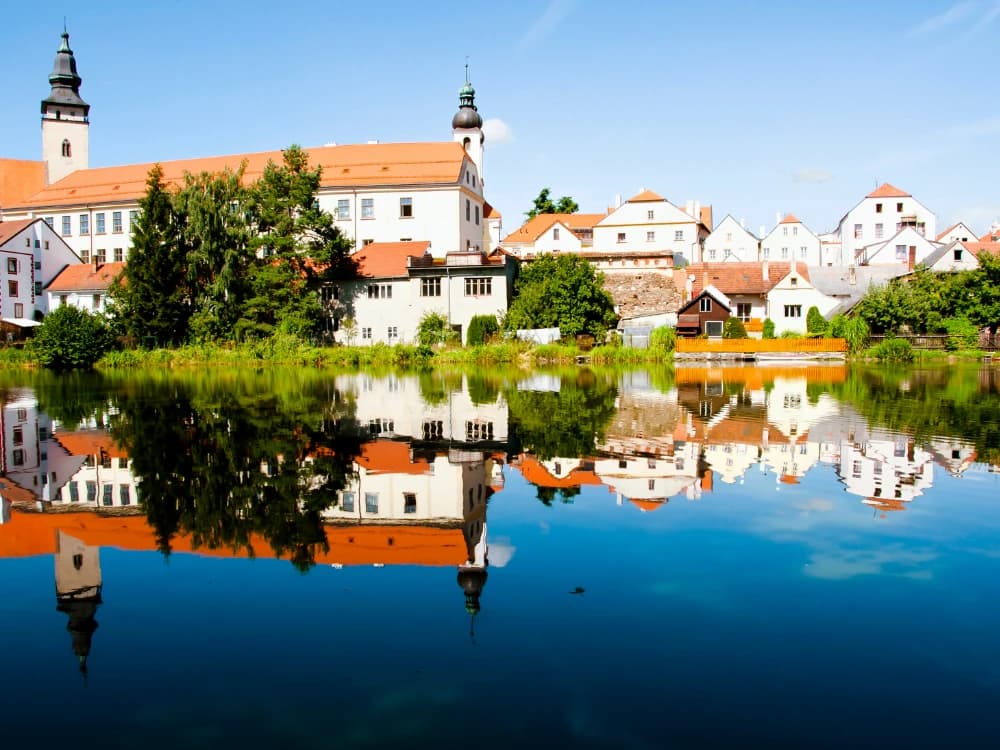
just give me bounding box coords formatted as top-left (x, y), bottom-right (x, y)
top-left (980, 228), bottom-right (1000, 242)
top-left (0, 159), bottom-right (45, 207)
top-left (10, 142), bottom-right (469, 210)
top-left (0, 218), bottom-right (39, 245)
top-left (352, 241), bottom-right (431, 277)
top-left (54, 430), bottom-right (129, 459)
top-left (501, 213), bottom-right (605, 244)
top-left (866, 183), bottom-right (910, 199)
top-left (356, 440), bottom-right (431, 475)
top-left (685, 261), bottom-right (803, 296)
top-left (780, 213), bottom-right (801, 224)
top-left (46, 262), bottom-right (125, 292)
top-left (516, 456), bottom-right (603, 489)
top-left (627, 189), bottom-right (665, 203)
top-left (962, 241), bottom-right (1000, 259)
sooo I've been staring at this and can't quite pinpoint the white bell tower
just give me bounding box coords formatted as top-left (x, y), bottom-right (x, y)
top-left (41, 29), bottom-right (90, 185)
top-left (451, 66), bottom-right (485, 185)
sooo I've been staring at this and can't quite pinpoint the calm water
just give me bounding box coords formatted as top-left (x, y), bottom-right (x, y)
top-left (1, 364), bottom-right (1000, 748)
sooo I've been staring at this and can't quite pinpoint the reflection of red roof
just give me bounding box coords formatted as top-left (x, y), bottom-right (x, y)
top-left (779, 474), bottom-right (800, 484)
top-left (516, 456), bottom-right (602, 489)
top-left (630, 499), bottom-right (665, 512)
top-left (0, 510), bottom-right (467, 566)
top-left (352, 241), bottom-right (431, 277)
top-left (356, 440), bottom-right (431, 475)
top-left (53, 430), bottom-right (129, 459)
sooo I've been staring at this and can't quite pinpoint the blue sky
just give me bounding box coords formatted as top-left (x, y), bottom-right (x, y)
top-left (2, 0), bottom-right (998, 237)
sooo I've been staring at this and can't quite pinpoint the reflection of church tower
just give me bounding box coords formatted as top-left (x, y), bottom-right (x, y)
top-left (457, 516), bottom-right (489, 636)
top-left (54, 531), bottom-right (102, 675)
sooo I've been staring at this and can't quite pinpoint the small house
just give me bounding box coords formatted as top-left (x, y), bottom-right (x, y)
top-left (676, 285), bottom-right (731, 338)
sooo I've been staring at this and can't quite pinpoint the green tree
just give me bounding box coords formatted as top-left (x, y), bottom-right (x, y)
top-left (505, 254), bottom-right (617, 338)
top-left (30, 305), bottom-right (114, 370)
top-left (806, 306), bottom-right (828, 335)
top-left (416, 311), bottom-right (458, 346)
top-left (525, 187), bottom-right (579, 220)
top-left (110, 165), bottom-right (190, 345)
top-left (467, 314), bottom-right (499, 345)
top-left (763, 318), bottom-right (776, 339)
top-left (723, 317), bottom-right (747, 338)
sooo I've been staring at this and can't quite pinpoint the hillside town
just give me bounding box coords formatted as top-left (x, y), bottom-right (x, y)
top-left (1, 31), bottom-right (999, 345)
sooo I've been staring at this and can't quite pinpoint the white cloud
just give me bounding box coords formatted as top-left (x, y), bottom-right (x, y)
top-left (793, 168), bottom-right (834, 184)
top-left (908, 1), bottom-right (978, 35)
top-left (516, 0), bottom-right (573, 50)
top-left (482, 118), bottom-right (513, 144)
top-left (907, 1), bottom-right (1000, 38)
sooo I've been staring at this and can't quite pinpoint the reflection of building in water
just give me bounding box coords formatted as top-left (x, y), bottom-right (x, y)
top-left (49, 430), bottom-right (138, 509)
top-left (928, 438), bottom-right (978, 477)
top-left (54, 531), bottom-right (102, 674)
top-left (0, 392), bottom-right (54, 502)
top-left (335, 373), bottom-right (508, 444)
top-left (458, 514), bottom-right (488, 629)
top-left (838, 437), bottom-right (934, 507)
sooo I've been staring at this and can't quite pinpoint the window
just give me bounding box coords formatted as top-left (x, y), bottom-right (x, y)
top-left (896, 202), bottom-right (904, 212)
top-left (781, 247), bottom-right (789, 259)
top-left (361, 198), bottom-right (374, 219)
top-left (705, 320), bottom-right (724, 337)
top-left (404, 493), bottom-right (417, 514)
top-left (875, 203), bottom-right (883, 213)
top-left (954, 248), bottom-right (963, 261)
top-left (422, 420), bottom-right (444, 440)
top-left (674, 230), bottom-right (683, 241)
top-left (14, 303), bottom-right (23, 318)
top-left (736, 302), bottom-right (752, 322)
top-left (421, 277), bottom-right (441, 296)
top-left (120, 485), bottom-right (131, 506)
top-left (617, 232), bottom-right (626, 243)
top-left (129, 210), bottom-right (138, 230)
top-left (341, 491), bottom-right (355, 512)
top-left (61, 139), bottom-right (71, 157)
top-left (96, 213), bottom-right (106, 234)
top-left (44, 217), bottom-right (54, 228)
top-left (553, 227), bottom-right (560, 240)
top-left (365, 492), bottom-right (379, 514)
top-left (875, 223), bottom-right (884, 239)
top-left (699, 297), bottom-right (712, 312)
top-left (12, 426), bottom-right (22, 445)
top-left (708, 249), bottom-right (717, 260)
top-left (361, 327), bottom-right (372, 340)
top-left (853, 223), bottom-right (862, 239)
top-left (92, 294), bottom-right (101, 310)
top-left (12, 449), bottom-right (24, 466)
top-left (647, 210), bottom-right (654, 220)
top-left (852, 460), bottom-right (862, 478)
top-left (762, 248), bottom-right (770, 259)
top-left (86, 481), bottom-right (97, 503)
top-left (466, 420), bottom-right (494, 441)
top-left (6, 258), bottom-right (17, 274)
top-left (367, 283), bottom-right (392, 299)
top-left (25, 238), bottom-right (30, 247)
top-left (783, 226), bottom-right (788, 236)
top-left (793, 226), bottom-right (798, 236)
top-left (368, 418), bottom-right (394, 436)
top-left (400, 197), bottom-right (413, 218)
top-left (362, 238), bottom-right (374, 247)
top-left (61, 216), bottom-right (71, 236)
top-left (895, 244), bottom-right (907, 261)
top-left (79, 214), bottom-right (89, 235)
top-left (799, 246), bottom-right (808, 258)
top-left (646, 231), bottom-right (655, 242)
top-left (466, 199), bottom-right (471, 221)
top-left (387, 326), bottom-right (398, 341)
top-left (790, 277), bottom-right (798, 287)
top-left (465, 277), bottom-right (491, 296)
top-left (102, 484), bottom-right (113, 506)
top-left (69, 482), bottom-right (79, 502)
top-left (114, 248), bottom-right (123, 262)
top-left (784, 304), bottom-right (802, 318)
top-left (112, 211), bottom-right (123, 233)
top-left (7, 280), bottom-right (17, 297)
top-left (81, 250), bottom-right (89, 263)
top-left (475, 205), bottom-right (480, 225)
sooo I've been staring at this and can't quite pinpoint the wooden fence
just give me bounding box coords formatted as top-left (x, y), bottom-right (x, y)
top-left (676, 338), bottom-right (847, 354)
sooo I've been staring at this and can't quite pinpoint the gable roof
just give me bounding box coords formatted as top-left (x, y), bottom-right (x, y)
top-left (708, 214), bottom-right (760, 241)
top-left (627, 189), bottom-right (665, 203)
top-left (46, 262), bottom-right (126, 292)
top-left (981, 227), bottom-right (1000, 242)
top-left (501, 212), bottom-right (605, 244)
top-left (10, 142), bottom-right (469, 210)
top-left (0, 159), bottom-right (46, 208)
top-left (0, 218), bottom-right (40, 245)
top-left (483, 202), bottom-right (501, 219)
top-left (679, 285), bottom-right (732, 313)
top-left (866, 182), bottom-right (911, 199)
top-left (780, 213), bottom-right (801, 224)
top-left (935, 222), bottom-right (976, 241)
top-left (686, 261), bottom-right (797, 296)
top-left (352, 241), bottom-right (431, 277)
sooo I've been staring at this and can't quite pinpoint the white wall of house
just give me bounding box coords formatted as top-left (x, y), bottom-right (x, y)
top-left (857, 226), bottom-right (940, 266)
top-left (838, 193), bottom-right (936, 264)
top-left (765, 268), bottom-right (836, 334)
top-left (527, 221), bottom-right (585, 255)
top-left (46, 287), bottom-right (111, 315)
top-left (937, 222), bottom-right (978, 244)
top-left (0, 219), bottom-right (79, 318)
top-left (593, 198), bottom-right (707, 263)
top-left (761, 220), bottom-right (822, 266)
top-left (927, 242), bottom-right (980, 272)
top-left (703, 215), bottom-right (759, 263)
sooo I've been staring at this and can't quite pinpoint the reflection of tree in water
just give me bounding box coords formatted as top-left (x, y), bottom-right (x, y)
top-left (110, 376), bottom-right (363, 571)
top-left (506, 370), bottom-right (618, 460)
top-left (535, 485), bottom-right (580, 506)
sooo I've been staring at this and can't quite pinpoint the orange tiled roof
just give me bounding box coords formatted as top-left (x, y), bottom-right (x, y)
top-left (0, 159), bottom-right (45, 207)
top-left (501, 213), bottom-right (605, 244)
top-left (980, 228), bottom-right (1000, 242)
top-left (483, 202), bottom-right (501, 219)
top-left (46, 262), bottom-right (125, 293)
top-left (52, 430), bottom-right (129, 459)
top-left (627, 189), bottom-right (665, 203)
top-left (10, 142), bottom-right (469, 210)
top-left (356, 440), bottom-right (431, 475)
top-left (0, 510), bottom-right (468, 566)
top-left (352, 241), bottom-right (431, 278)
top-left (686, 261), bottom-right (799, 296)
top-left (0, 217), bottom-right (39, 245)
top-left (866, 183), bottom-right (910, 199)
top-left (962, 241), bottom-right (1000, 259)
top-left (630, 499), bottom-right (665, 512)
top-left (516, 456), bottom-right (603, 489)
top-left (780, 213), bottom-right (801, 224)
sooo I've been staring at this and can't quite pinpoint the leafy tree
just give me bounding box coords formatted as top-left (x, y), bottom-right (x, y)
top-left (110, 165), bottom-right (190, 345)
top-left (723, 317), bottom-right (747, 339)
top-left (941, 317), bottom-right (979, 350)
top-left (505, 254), bottom-right (617, 338)
top-left (525, 187), bottom-right (579, 220)
top-left (30, 305), bottom-right (114, 370)
top-left (416, 311), bottom-right (458, 346)
top-left (806, 306), bottom-right (828, 335)
top-left (762, 318), bottom-right (776, 339)
top-left (467, 314), bottom-right (499, 345)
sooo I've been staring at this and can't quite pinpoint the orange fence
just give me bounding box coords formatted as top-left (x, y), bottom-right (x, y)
top-left (676, 338), bottom-right (847, 354)
top-left (674, 365), bottom-right (847, 387)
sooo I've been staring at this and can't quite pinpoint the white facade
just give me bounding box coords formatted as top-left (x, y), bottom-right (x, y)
top-left (522, 219), bottom-right (586, 255)
top-left (856, 226), bottom-right (941, 266)
top-left (836, 184), bottom-right (936, 265)
top-left (592, 191), bottom-right (709, 265)
top-left (702, 215), bottom-right (759, 263)
top-left (925, 241), bottom-right (980, 272)
top-left (936, 222), bottom-right (978, 244)
top-left (760, 216), bottom-right (822, 266)
top-left (765, 266), bottom-right (836, 334)
top-left (0, 218), bottom-right (80, 320)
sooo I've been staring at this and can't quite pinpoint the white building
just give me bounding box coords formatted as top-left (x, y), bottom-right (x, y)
top-left (702, 214), bottom-right (759, 263)
top-left (760, 214), bottom-right (822, 266)
top-left (834, 183), bottom-right (936, 266)
top-left (936, 222), bottom-right (979, 244)
top-left (0, 217), bottom-right (80, 324)
top-left (592, 190), bottom-right (712, 266)
top-left (501, 213), bottom-right (606, 258)
top-left (855, 226), bottom-right (941, 267)
top-left (765, 264), bottom-right (836, 334)
top-left (922, 240), bottom-right (983, 272)
top-left (45, 260), bottom-right (124, 315)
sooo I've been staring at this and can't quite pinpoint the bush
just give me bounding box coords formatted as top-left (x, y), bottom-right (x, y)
top-left (416, 312), bottom-right (458, 347)
top-left (779, 330), bottom-right (804, 338)
top-left (763, 319), bottom-right (776, 339)
top-left (30, 306), bottom-right (114, 370)
top-left (649, 325), bottom-right (676, 352)
top-left (806, 306), bottom-right (828, 335)
top-left (842, 316), bottom-right (870, 353)
top-left (867, 336), bottom-right (914, 362)
top-left (828, 314), bottom-right (848, 338)
top-left (467, 314), bottom-right (500, 346)
top-left (941, 317), bottom-right (979, 351)
top-left (723, 317), bottom-right (747, 339)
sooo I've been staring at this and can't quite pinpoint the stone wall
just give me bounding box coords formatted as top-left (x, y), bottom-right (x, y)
top-left (602, 273), bottom-right (682, 320)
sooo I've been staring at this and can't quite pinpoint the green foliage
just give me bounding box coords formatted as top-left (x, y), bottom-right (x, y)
top-left (842, 316), bottom-right (871, 354)
top-left (866, 336), bottom-right (914, 362)
top-left (467, 314), bottom-right (500, 346)
top-left (467, 373), bottom-right (500, 405)
top-left (649, 325), bottom-right (676, 353)
top-left (779, 330), bottom-right (804, 338)
top-left (416, 312), bottom-right (458, 347)
top-left (525, 187), bottom-right (579, 220)
top-left (723, 317), bottom-right (747, 339)
top-left (806, 306), bottom-right (828, 335)
top-left (763, 318), bottom-right (776, 339)
top-left (30, 306), bottom-right (114, 370)
top-left (505, 254), bottom-right (617, 338)
top-left (941, 317), bottom-right (980, 350)
top-left (828, 314), bottom-right (848, 338)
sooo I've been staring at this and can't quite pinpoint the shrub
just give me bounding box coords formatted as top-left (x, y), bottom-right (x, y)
top-left (30, 306), bottom-right (114, 370)
top-left (867, 336), bottom-right (914, 362)
top-left (941, 317), bottom-right (979, 351)
top-left (842, 316), bottom-right (871, 354)
top-left (467, 314), bottom-right (500, 346)
top-left (649, 325), bottom-right (676, 352)
top-left (806, 306), bottom-right (828, 335)
top-left (723, 317), bottom-right (747, 339)
top-left (416, 312), bottom-right (458, 347)
top-left (763, 318), bottom-right (776, 339)
top-left (828, 314), bottom-right (848, 338)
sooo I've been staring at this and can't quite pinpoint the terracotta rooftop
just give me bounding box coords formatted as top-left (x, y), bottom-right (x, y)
top-left (630, 499), bottom-right (665, 512)
top-left (626, 189), bottom-right (665, 203)
top-left (980, 228), bottom-right (1000, 242)
top-left (9, 142), bottom-right (469, 210)
top-left (53, 429), bottom-right (129, 459)
top-left (0, 159), bottom-right (45, 207)
top-left (352, 241), bottom-right (431, 278)
top-left (516, 456), bottom-right (603, 490)
top-left (699, 205), bottom-right (713, 230)
top-left (501, 212), bottom-right (605, 244)
top-left (356, 440), bottom-right (431, 475)
top-left (685, 261), bottom-right (805, 296)
top-left (0, 218), bottom-right (39, 245)
top-left (962, 241), bottom-right (1000, 259)
top-left (866, 182), bottom-right (911, 199)
top-left (780, 214), bottom-right (801, 224)
top-left (483, 202), bottom-right (501, 219)
top-left (46, 262), bottom-right (125, 293)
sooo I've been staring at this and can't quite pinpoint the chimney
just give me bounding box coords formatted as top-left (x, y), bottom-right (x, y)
top-left (762, 261), bottom-right (769, 281)
top-left (908, 245), bottom-right (916, 271)
top-left (848, 265), bottom-right (857, 285)
top-left (685, 199), bottom-right (695, 218)
top-left (693, 200), bottom-right (701, 222)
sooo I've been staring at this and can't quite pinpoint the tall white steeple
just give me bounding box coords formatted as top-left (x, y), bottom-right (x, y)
top-left (41, 28), bottom-right (90, 184)
top-left (451, 65), bottom-right (484, 185)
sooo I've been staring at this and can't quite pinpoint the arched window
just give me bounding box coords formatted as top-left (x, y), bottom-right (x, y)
top-left (463, 137), bottom-right (471, 151)
top-left (61, 139), bottom-right (72, 158)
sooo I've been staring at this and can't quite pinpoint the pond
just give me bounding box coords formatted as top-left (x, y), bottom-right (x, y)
top-left (1, 364), bottom-right (999, 748)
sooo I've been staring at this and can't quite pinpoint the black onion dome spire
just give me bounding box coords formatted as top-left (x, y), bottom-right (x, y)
top-left (451, 64), bottom-right (482, 130)
top-left (43, 29), bottom-right (90, 114)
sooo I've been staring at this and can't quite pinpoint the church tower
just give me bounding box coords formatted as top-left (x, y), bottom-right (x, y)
top-left (41, 29), bottom-right (90, 185)
top-left (451, 67), bottom-right (484, 185)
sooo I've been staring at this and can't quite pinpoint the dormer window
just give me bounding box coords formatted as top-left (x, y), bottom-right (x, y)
top-left (61, 139), bottom-right (71, 157)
